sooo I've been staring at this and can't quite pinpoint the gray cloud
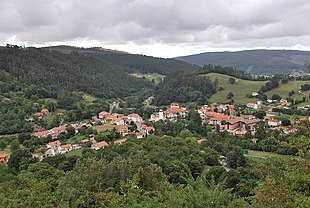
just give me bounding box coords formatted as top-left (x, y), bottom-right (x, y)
top-left (1, 0), bottom-right (310, 57)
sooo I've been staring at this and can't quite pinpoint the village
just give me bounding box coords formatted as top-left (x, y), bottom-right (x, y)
top-left (1, 94), bottom-right (309, 164)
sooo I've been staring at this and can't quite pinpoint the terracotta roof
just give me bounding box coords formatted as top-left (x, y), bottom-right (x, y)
top-left (0, 153), bottom-right (9, 158)
top-left (114, 138), bottom-right (127, 143)
top-left (80, 139), bottom-right (90, 143)
top-left (118, 125), bottom-right (128, 130)
top-left (60, 144), bottom-right (72, 149)
top-left (95, 141), bottom-right (109, 148)
top-left (48, 140), bottom-right (61, 147)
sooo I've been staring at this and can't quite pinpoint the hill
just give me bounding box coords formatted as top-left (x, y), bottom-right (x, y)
top-left (177, 49), bottom-right (310, 74)
top-left (47, 46), bottom-right (200, 76)
top-left (204, 73), bottom-right (267, 104)
top-left (203, 73), bottom-right (309, 104)
top-left (0, 46), bottom-right (152, 99)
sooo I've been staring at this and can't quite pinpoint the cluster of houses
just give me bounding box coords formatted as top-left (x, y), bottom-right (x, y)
top-left (95, 112), bottom-right (155, 138)
top-left (199, 104), bottom-right (261, 135)
top-left (198, 102), bottom-right (300, 136)
top-left (1, 100), bottom-right (305, 162)
top-left (150, 103), bottom-right (188, 122)
top-left (33, 125), bottom-right (67, 138)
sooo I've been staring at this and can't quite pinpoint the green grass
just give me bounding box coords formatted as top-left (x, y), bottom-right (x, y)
top-left (202, 73), bottom-right (310, 105)
top-left (66, 148), bottom-right (83, 156)
top-left (245, 150), bottom-right (297, 161)
top-left (265, 81), bottom-right (310, 100)
top-left (93, 124), bottom-right (115, 133)
top-left (131, 73), bottom-right (165, 84)
top-left (204, 73), bottom-right (267, 104)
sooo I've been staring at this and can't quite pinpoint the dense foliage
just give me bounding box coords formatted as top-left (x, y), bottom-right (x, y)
top-left (198, 64), bottom-right (257, 80)
top-left (47, 46), bottom-right (200, 76)
top-left (0, 46), bottom-right (152, 99)
top-left (154, 72), bottom-right (216, 105)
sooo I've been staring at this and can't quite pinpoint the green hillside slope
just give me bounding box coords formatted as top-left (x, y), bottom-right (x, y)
top-left (0, 46), bottom-right (152, 99)
top-left (204, 73), bottom-right (310, 104)
top-left (48, 46), bottom-right (200, 76)
top-left (204, 73), bottom-right (267, 104)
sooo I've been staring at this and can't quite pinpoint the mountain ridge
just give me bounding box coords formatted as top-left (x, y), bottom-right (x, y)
top-left (176, 49), bottom-right (310, 74)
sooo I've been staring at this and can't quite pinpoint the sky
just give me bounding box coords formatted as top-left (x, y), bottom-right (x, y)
top-left (1, 0), bottom-right (310, 58)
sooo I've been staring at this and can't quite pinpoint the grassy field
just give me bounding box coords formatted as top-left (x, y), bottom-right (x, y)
top-left (204, 73), bottom-right (267, 104)
top-left (66, 148), bottom-right (83, 157)
top-left (203, 73), bottom-right (310, 104)
top-left (131, 73), bottom-right (165, 84)
top-left (265, 81), bottom-right (310, 101)
top-left (245, 150), bottom-right (297, 161)
top-left (93, 124), bottom-right (115, 133)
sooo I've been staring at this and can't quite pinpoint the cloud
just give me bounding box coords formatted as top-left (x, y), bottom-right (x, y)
top-left (1, 0), bottom-right (310, 57)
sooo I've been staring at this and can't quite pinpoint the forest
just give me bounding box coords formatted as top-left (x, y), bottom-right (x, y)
top-left (0, 45), bottom-right (310, 208)
top-left (0, 120), bottom-right (309, 207)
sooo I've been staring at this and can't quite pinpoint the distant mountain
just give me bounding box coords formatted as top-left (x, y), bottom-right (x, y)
top-left (47, 46), bottom-right (199, 76)
top-left (176, 49), bottom-right (310, 74)
top-left (0, 46), bottom-right (152, 99)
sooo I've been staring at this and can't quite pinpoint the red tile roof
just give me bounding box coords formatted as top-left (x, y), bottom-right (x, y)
top-left (48, 140), bottom-right (61, 147)
top-left (114, 138), bottom-right (127, 144)
top-left (95, 141), bottom-right (109, 148)
top-left (0, 153), bottom-right (9, 158)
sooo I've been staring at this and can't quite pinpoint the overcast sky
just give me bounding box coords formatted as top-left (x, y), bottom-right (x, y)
top-left (1, 0), bottom-right (310, 58)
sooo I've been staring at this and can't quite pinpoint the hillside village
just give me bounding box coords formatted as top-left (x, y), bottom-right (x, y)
top-left (1, 95), bottom-right (309, 163)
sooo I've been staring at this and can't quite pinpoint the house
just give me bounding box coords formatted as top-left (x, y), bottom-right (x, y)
top-left (41, 108), bottom-right (49, 115)
top-left (268, 119), bottom-right (281, 127)
top-left (280, 98), bottom-right (288, 105)
top-left (91, 141), bottom-right (109, 150)
top-left (234, 131), bottom-right (247, 136)
top-left (33, 125), bottom-right (66, 138)
top-left (246, 103), bottom-right (259, 110)
top-left (251, 92), bottom-right (259, 97)
top-left (117, 125), bottom-right (129, 136)
top-left (99, 111), bottom-right (111, 120)
top-left (46, 140), bottom-right (61, 156)
top-left (114, 138), bottom-right (127, 144)
top-left (150, 103), bottom-right (188, 122)
top-left (127, 114), bottom-right (143, 124)
top-left (206, 112), bottom-right (231, 125)
top-left (59, 144), bottom-right (73, 154)
top-left (80, 139), bottom-right (90, 143)
top-left (47, 140), bottom-right (61, 149)
top-left (0, 153), bottom-right (9, 164)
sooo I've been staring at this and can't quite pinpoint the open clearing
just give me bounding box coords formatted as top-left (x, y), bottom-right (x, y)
top-left (204, 73), bottom-right (267, 104)
top-left (93, 124), bottom-right (115, 133)
top-left (204, 73), bottom-right (310, 104)
top-left (131, 73), bottom-right (165, 84)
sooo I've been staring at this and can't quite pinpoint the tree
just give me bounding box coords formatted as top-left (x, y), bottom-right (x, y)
top-left (229, 78), bottom-right (236, 84)
top-left (0, 140), bottom-right (7, 150)
top-left (281, 119), bottom-right (291, 126)
top-left (227, 92), bottom-right (234, 99)
top-left (206, 166), bottom-right (227, 184)
top-left (10, 139), bottom-right (20, 151)
top-left (255, 110), bottom-right (266, 119)
top-left (271, 94), bottom-right (282, 101)
top-left (8, 149), bottom-right (32, 173)
top-left (65, 125), bottom-right (76, 138)
top-left (226, 146), bottom-right (247, 169)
